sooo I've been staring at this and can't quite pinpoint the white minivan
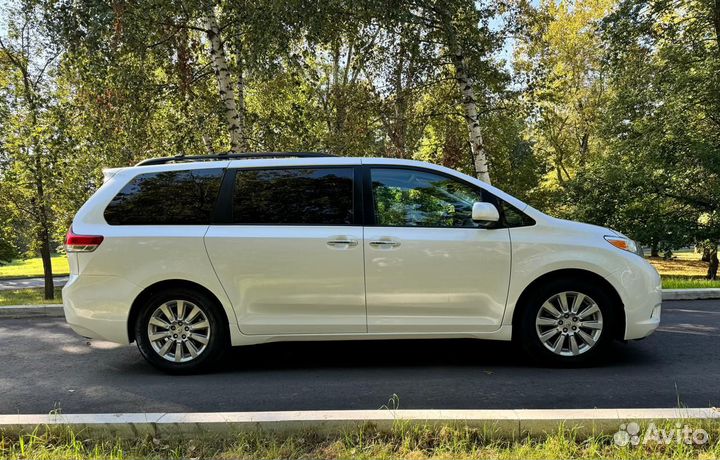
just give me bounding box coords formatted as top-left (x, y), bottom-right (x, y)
top-left (63, 153), bottom-right (661, 373)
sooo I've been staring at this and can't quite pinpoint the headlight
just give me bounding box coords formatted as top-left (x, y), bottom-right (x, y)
top-left (604, 235), bottom-right (639, 254)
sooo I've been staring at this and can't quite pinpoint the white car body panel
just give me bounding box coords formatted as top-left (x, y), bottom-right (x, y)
top-left (364, 226), bottom-right (511, 333)
top-left (205, 225), bottom-right (366, 335)
top-left (63, 156), bottom-right (662, 348)
top-left (502, 217), bottom-right (662, 339)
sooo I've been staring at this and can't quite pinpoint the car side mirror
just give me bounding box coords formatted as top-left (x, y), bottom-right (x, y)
top-left (472, 202), bottom-right (500, 223)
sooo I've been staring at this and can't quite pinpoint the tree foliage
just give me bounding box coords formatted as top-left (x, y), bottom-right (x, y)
top-left (2, 0), bottom-right (720, 293)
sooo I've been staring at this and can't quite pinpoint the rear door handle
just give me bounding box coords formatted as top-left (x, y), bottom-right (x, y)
top-left (369, 239), bottom-right (401, 249)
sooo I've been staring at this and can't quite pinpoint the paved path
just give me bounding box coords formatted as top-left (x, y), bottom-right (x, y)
top-left (0, 300), bottom-right (718, 414)
top-left (0, 276), bottom-right (68, 291)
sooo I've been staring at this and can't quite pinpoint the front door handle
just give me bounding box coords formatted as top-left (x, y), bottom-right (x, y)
top-left (327, 239), bottom-right (359, 248)
top-left (369, 239), bottom-right (401, 249)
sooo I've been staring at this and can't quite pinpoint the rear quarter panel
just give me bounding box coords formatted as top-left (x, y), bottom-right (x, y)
top-left (67, 162), bottom-right (240, 341)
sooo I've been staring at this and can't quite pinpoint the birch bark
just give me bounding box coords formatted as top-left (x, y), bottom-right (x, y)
top-left (452, 52), bottom-right (491, 184)
top-left (203, 6), bottom-right (243, 153)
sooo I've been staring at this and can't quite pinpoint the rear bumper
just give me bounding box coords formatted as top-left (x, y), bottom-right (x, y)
top-left (62, 274), bottom-right (139, 344)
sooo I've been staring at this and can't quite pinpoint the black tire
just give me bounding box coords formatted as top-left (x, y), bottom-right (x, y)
top-left (134, 288), bottom-right (229, 374)
top-left (516, 277), bottom-right (618, 366)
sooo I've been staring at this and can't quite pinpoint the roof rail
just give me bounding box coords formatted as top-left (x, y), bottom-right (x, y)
top-left (135, 152), bottom-right (335, 166)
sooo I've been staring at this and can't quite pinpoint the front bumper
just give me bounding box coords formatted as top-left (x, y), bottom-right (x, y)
top-left (625, 302), bottom-right (662, 340)
top-left (606, 259), bottom-right (662, 340)
top-left (62, 274), bottom-right (139, 344)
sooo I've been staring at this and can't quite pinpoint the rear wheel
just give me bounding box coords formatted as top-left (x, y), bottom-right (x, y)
top-left (135, 288), bottom-right (228, 374)
top-left (518, 278), bottom-right (618, 366)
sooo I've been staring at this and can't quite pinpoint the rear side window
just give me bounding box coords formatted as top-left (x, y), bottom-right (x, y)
top-left (232, 168), bottom-right (354, 225)
top-left (104, 169), bottom-right (224, 225)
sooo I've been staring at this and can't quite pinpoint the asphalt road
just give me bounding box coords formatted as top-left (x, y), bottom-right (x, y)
top-left (0, 276), bottom-right (68, 291)
top-left (1, 299), bottom-right (718, 414)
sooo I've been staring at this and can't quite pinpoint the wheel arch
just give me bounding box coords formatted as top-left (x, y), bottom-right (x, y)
top-left (510, 268), bottom-right (625, 340)
top-left (127, 279), bottom-right (230, 343)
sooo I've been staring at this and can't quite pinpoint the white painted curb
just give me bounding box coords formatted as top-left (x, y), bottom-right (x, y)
top-left (0, 409), bottom-right (717, 438)
top-left (662, 288), bottom-right (720, 300)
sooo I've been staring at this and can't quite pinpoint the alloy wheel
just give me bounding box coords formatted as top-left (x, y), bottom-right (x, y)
top-left (147, 300), bottom-right (211, 363)
top-left (535, 291), bottom-right (604, 357)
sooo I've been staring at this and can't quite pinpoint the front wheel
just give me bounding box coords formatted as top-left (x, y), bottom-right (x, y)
top-left (517, 279), bottom-right (618, 366)
top-left (135, 288), bottom-right (228, 374)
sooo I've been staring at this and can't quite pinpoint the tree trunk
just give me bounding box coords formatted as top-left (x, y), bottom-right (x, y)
top-left (650, 241), bottom-right (659, 258)
top-left (451, 53), bottom-right (491, 184)
top-left (231, 36), bottom-right (248, 151)
top-left (236, 59), bottom-right (247, 151)
top-left (388, 44), bottom-right (408, 158)
top-left (203, 6), bottom-right (243, 153)
top-left (702, 244), bottom-right (711, 262)
top-left (32, 154), bottom-right (54, 300)
top-left (713, 0), bottom-right (720, 56)
top-left (202, 134), bottom-right (214, 154)
top-left (39, 229), bottom-right (54, 300)
top-left (34, 162), bottom-right (54, 300)
top-left (579, 132), bottom-right (589, 166)
top-left (389, 96), bottom-right (407, 158)
top-left (28, 96), bottom-right (54, 301)
top-left (707, 244), bottom-right (718, 280)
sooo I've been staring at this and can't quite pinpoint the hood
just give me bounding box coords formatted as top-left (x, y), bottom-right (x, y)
top-left (549, 217), bottom-right (616, 237)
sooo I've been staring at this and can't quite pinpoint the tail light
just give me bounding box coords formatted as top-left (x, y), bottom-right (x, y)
top-left (65, 227), bottom-right (104, 252)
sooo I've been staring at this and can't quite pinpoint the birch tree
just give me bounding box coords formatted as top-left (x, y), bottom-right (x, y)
top-left (451, 52), bottom-right (491, 183)
top-left (203, 5), bottom-right (244, 153)
top-left (396, 0), bottom-right (508, 184)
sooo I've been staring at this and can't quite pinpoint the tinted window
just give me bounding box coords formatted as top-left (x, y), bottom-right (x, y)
top-left (104, 169), bottom-right (224, 225)
top-left (371, 168), bottom-right (487, 228)
top-left (232, 168), bottom-right (354, 225)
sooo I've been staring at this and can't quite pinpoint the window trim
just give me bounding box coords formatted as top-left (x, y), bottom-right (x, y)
top-left (361, 164), bottom-right (533, 229)
top-left (215, 165), bottom-right (362, 227)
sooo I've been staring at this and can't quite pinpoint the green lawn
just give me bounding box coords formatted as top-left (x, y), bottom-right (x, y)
top-left (644, 253), bottom-right (720, 289)
top-left (0, 255), bottom-right (69, 279)
top-left (1, 421), bottom-right (718, 459)
top-left (0, 288), bottom-right (63, 306)
top-left (661, 276), bottom-right (720, 289)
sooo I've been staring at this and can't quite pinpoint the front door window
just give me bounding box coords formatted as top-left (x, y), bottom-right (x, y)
top-left (370, 168), bottom-right (487, 228)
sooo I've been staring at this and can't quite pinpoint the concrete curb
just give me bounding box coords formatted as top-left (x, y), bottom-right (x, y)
top-left (662, 288), bottom-right (720, 300)
top-left (0, 304), bottom-right (63, 318)
top-left (0, 409), bottom-right (717, 439)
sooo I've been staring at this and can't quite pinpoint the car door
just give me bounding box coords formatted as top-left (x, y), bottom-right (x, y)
top-left (363, 165), bottom-right (512, 333)
top-left (205, 163), bottom-right (366, 335)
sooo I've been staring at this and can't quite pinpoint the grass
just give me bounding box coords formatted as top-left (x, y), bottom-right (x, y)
top-left (646, 250), bottom-right (720, 289)
top-left (0, 255), bottom-right (69, 280)
top-left (0, 421), bottom-right (718, 459)
top-left (662, 277), bottom-right (720, 289)
top-left (0, 288), bottom-right (62, 306)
